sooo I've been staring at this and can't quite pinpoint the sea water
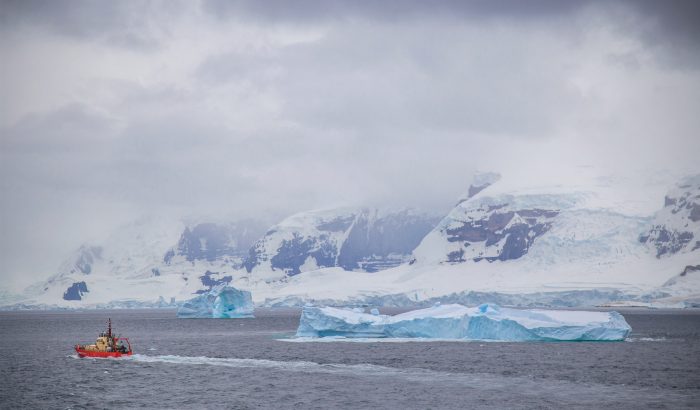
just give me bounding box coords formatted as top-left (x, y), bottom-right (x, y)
top-left (1, 308), bottom-right (698, 409)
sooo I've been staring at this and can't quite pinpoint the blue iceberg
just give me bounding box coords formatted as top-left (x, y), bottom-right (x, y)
top-left (296, 303), bottom-right (631, 341)
top-left (177, 286), bottom-right (254, 318)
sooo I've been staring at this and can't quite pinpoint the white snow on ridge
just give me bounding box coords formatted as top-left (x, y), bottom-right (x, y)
top-left (5, 167), bottom-right (700, 309)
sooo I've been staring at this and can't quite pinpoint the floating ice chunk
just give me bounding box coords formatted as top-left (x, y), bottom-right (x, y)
top-left (177, 286), bottom-right (254, 318)
top-left (296, 303), bottom-right (631, 341)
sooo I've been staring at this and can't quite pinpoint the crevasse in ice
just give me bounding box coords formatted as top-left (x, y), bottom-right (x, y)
top-left (296, 303), bottom-right (631, 341)
top-left (177, 286), bottom-right (254, 318)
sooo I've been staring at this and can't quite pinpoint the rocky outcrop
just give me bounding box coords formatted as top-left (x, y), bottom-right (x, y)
top-left (640, 175), bottom-right (700, 257)
top-left (63, 281), bottom-right (88, 301)
top-left (662, 265), bottom-right (700, 290)
top-left (680, 265), bottom-right (700, 276)
top-left (639, 228), bottom-right (694, 257)
top-left (425, 202), bottom-right (559, 263)
top-left (244, 208), bottom-right (439, 278)
top-left (195, 271), bottom-right (233, 294)
top-left (456, 172), bottom-right (501, 205)
top-left (337, 209), bottom-right (440, 272)
top-left (166, 220), bottom-right (267, 268)
top-left (270, 232), bottom-right (338, 275)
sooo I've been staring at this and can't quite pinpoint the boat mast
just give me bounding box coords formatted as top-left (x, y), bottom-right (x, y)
top-left (108, 318), bottom-right (112, 339)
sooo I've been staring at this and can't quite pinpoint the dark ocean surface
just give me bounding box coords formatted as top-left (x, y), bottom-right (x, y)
top-left (1, 308), bottom-right (699, 409)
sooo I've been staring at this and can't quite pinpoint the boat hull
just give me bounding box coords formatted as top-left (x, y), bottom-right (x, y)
top-left (75, 347), bottom-right (132, 358)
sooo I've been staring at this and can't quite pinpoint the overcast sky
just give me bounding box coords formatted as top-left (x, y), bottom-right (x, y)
top-left (1, 0), bottom-right (699, 291)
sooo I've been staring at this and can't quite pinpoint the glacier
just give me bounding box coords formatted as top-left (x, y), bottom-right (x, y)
top-left (177, 286), bottom-right (254, 318)
top-left (296, 303), bottom-right (631, 341)
top-left (11, 170), bottom-right (700, 310)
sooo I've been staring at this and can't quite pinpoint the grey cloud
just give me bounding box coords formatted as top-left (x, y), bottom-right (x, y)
top-left (624, 0), bottom-right (700, 68)
top-left (201, 0), bottom-right (700, 68)
top-left (201, 0), bottom-right (589, 24)
top-left (0, 103), bottom-right (119, 153)
top-left (196, 22), bottom-right (579, 138)
top-left (1, 0), bottom-right (699, 290)
top-left (0, 0), bottom-right (184, 50)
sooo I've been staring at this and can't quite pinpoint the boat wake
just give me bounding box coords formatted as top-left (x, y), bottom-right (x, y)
top-left (625, 337), bottom-right (668, 342)
top-left (126, 354), bottom-right (507, 387)
top-left (103, 353), bottom-right (691, 405)
top-left (127, 354), bottom-right (407, 376)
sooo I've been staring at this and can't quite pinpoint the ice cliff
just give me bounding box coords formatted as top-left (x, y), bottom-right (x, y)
top-left (177, 286), bottom-right (254, 318)
top-left (244, 207), bottom-right (439, 281)
top-left (296, 303), bottom-right (631, 341)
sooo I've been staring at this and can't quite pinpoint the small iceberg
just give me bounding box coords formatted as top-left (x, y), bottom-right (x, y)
top-left (296, 303), bottom-right (631, 341)
top-left (177, 286), bottom-right (254, 318)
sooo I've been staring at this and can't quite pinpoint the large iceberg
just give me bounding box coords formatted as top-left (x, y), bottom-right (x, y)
top-left (296, 303), bottom-right (631, 341)
top-left (177, 286), bottom-right (254, 318)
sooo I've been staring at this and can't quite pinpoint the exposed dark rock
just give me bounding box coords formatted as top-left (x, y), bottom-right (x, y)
top-left (640, 178), bottom-right (699, 257)
top-left (456, 172), bottom-right (501, 205)
top-left (176, 221), bottom-right (266, 265)
top-left (163, 249), bottom-right (175, 264)
top-left (690, 203), bottom-right (700, 222)
top-left (243, 244), bottom-right (264, 273)
top-left (151, 268), bottom-right (160, 277)
top-left (444, 207), bottom-right (558, 263)
top-left (680, 265), bottom-right (700, 277)
top-left (447, 249), bottom-right (465, 263)
top-left (246, 209), bottom-right (439, 275)
top-left (310, 239), bottom-right (338, 269)
top-left (337, 210), bottom-right (439, 272)
top-left (467, 183), bottom-right (490, 199)
top-left (177, 224), bottom-right (230, 262)
top-left (499, 223), bottom-right (542, 260)
top-left (640, 227), bottom-right (694, 257)
top-left (196, 271), bottom-right (233, 293)
top-left (63, 282), bottom-right (88, 301)
top-left (270, 233), bottom-right (337, 276)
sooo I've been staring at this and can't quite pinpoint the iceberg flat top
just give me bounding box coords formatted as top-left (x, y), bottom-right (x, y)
top-left (297, 303), bottom-right (631, 341)
top-left (315, 304), bottom-right (613, 328)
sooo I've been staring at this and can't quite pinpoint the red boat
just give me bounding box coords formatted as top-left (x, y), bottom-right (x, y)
top-left (75, 318), bottom-right (132, 358)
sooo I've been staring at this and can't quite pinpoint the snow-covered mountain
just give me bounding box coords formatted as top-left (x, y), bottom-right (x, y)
top-left (12, 207), bottom-right (439, 307)
top-left (456, 171), bottom-right (501, 205)
top-left (249, 171), bottom-right (700, 308)
top-left (244, 208), bottom-right (440, 282)
top-left (26, 215), bottom-right (185, 303)
top-left (6, 171), bottom-right (700, 309)
top-left (639, 174), bottom-right (700, 257)
top-left (22, 216), bottom-right (267, 306)
top-left (164, 219), bottom-right (269, 269)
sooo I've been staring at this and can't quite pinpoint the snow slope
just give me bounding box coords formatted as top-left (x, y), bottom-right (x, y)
top-left (241, 171), bottom-right (700, 307)
top-left (20, 216), bottom-right (264, 308)
top-left (10, 208), bottom-right (439, 308)
top-left (6, 170), bottom-right (700, 309)
top-left (243, 207), bottom-right (439, 282)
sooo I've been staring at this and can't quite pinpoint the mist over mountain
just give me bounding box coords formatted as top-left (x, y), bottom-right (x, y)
top-left (3, 169), bottom-right (696, 309)
top-left (1, 1), bottom-right (699, 304)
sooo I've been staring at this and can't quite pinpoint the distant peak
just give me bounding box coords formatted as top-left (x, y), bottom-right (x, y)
top-left (457, 172), bottom-right (501, 204)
